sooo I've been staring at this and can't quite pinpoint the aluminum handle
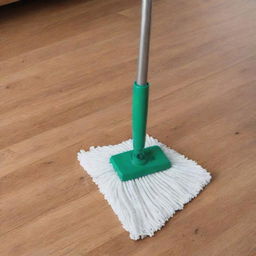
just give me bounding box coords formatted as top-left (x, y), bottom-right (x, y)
top-left (136, 0), bottom-right (152, 86)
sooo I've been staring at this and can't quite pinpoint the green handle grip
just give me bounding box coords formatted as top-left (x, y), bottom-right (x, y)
top-left (132, 81), bottom-right (149, 165)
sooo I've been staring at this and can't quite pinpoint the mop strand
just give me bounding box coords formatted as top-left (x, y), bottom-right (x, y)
top-left (78, 135), bottom-right (211, 240)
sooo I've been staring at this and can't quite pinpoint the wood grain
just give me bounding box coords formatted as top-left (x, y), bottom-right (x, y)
top-left (0, 0), bottom-right (18, 6)
top-left (0, 0), bottom-right (255, 255)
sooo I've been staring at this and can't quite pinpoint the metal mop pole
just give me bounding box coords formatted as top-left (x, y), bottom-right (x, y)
top-left (110, 0), bottom-right (170, 180)
top-left (132, 0), bottom-right (152, 164)
top-left (137, 0), bottom-right (152, 85)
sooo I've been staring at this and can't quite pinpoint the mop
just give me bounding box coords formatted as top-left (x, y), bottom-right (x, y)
top-left (78, 0), bottom-right (211, 240)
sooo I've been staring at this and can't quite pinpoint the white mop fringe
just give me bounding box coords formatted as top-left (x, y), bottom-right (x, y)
top-left (77, 135), bottom-right (211, 240)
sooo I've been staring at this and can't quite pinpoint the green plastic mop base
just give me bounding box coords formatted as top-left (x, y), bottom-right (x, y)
top-left (110, 145), bottom-right (171, 181)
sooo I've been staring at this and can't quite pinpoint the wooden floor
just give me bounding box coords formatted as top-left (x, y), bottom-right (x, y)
top-left (0, 0), bottom-right (255, 255)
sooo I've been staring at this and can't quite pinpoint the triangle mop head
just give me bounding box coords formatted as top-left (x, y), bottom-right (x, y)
top-left (77, 135), bottom-right (211, 240)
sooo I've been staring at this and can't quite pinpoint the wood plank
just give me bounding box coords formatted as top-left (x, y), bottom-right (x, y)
top-left (0, 0), bottom-right (18, 7)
